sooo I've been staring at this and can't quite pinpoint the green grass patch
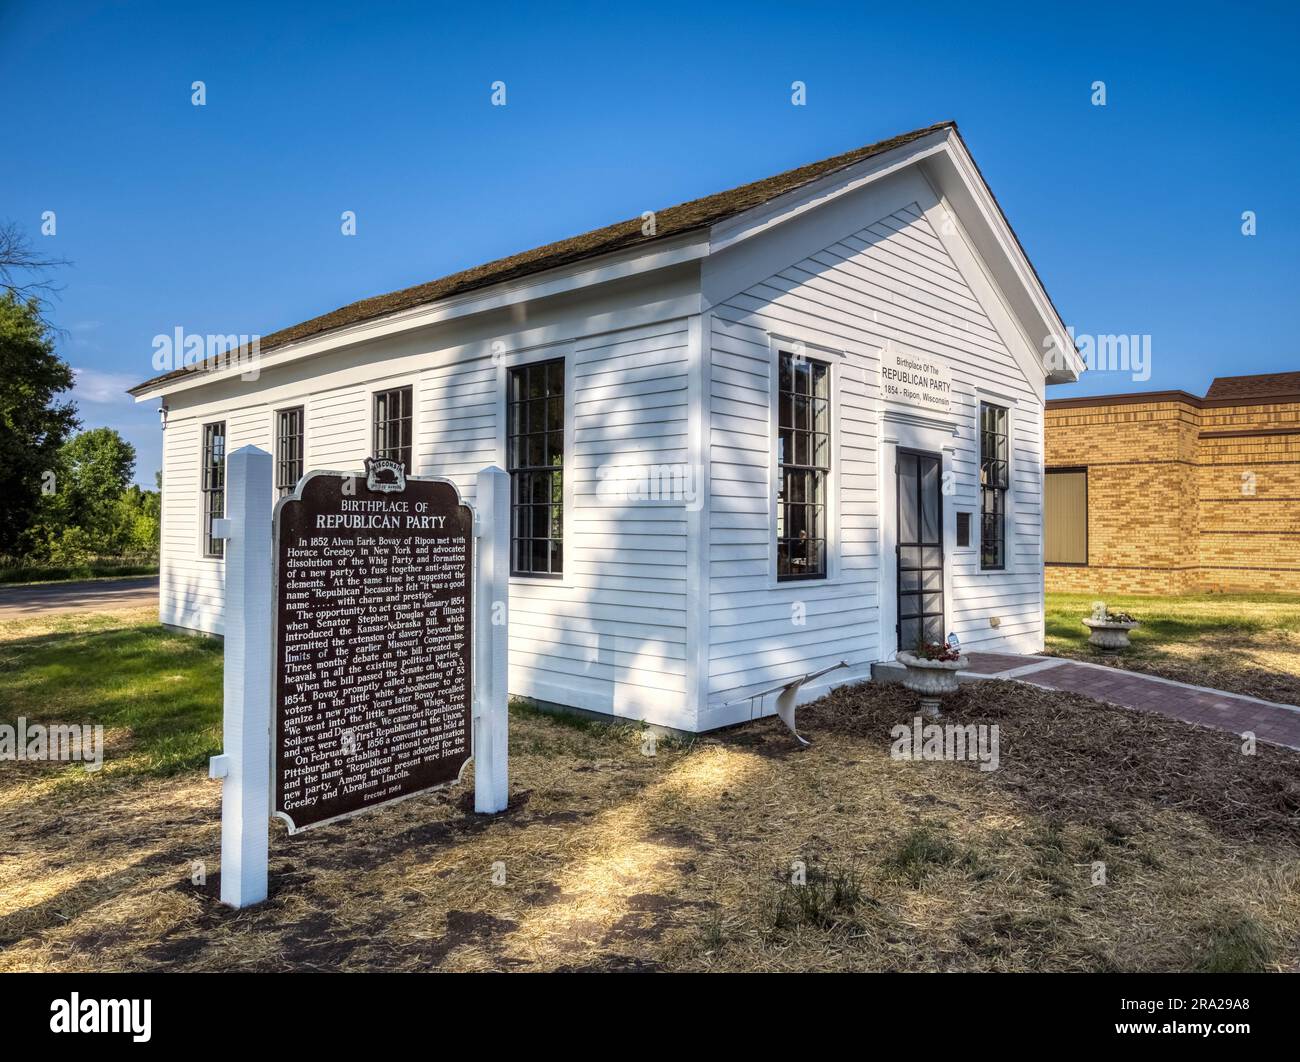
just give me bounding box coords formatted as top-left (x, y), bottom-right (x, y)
top-left (0, 614), bottom-right (222, 781)
top-left (1194, 910), bottom-right (1275, 972)
top-left (1047, 590), bottom-right (1300, 704)
top-left (884, 825), bottom-right (959, 885)
top-left (508, 697), bottom-right (695, 752)
top-left (768, 859), bottom-right (868, 929)
top-left (1045, 590), bottom-right (1300, 655)
top-left (508, 697), bottom-right (641, 744)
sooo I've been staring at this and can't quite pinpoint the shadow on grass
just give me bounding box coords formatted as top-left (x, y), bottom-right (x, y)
top-left (0, 621), bottom-right (223, 779)
top-left (7, 677), bottom-right (1299, 972)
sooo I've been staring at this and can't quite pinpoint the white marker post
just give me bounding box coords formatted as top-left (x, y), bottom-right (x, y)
top-left (474, 465), bottom-right (510, 813)
top-left (208, 445), bottom-right (272, 908)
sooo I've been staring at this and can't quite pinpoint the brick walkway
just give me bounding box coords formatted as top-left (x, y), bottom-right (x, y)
top-left (960, 652), bottom-right (1030, 675)
top-left (963, 653), bottom-right (1300, 751)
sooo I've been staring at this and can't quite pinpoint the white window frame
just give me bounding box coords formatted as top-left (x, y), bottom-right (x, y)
top-left (368, 375), bottom-right (420, 473)
top-left (972, 385), bottom-right (1019, 576)
top-left (766, 335), bottom-right (843, 588)
top-left (495, 344), bottom-right (575, 589)
top-left (272, 404), bottom-right (306, 499)
top-left (199, 419), bottom-right (227, 559)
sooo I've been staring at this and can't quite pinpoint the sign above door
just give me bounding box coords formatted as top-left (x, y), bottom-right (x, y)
top-left (881, 346), bottom-right (954, 415)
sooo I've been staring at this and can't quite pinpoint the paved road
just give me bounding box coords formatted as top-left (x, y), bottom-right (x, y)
top-left (0, 576), bottom-right (159, 619)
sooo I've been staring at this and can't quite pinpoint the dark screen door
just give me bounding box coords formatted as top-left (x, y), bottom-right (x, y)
top-left (897, 450), bottom-right (944, 652)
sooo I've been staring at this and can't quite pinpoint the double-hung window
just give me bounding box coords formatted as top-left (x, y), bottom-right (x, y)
top-left (979, 402), bottom-right (1009, 570)
top-left (275, 406), bottom-right (304, 498)
top-left (201, 421), bottom-right (226, 557)
top-left (507, 358), bottom-right (564, 577)
top-left (777, 351), bottom-right (830, 580)
top-left (373, 386), bottom-right (413, 470)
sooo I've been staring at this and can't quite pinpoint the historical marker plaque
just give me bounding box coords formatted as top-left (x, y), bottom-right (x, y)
top-left (272, 462), bottom-right (474, 832)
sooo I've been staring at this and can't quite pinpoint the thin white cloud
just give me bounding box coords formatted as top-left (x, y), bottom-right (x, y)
top-left (70, 321), bottom-right (104, 351)
top-left (70, 366), bottom-right (137, 405)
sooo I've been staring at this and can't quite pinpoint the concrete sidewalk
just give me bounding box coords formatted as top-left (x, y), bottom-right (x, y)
top-left (967, 652), bottom-right (1300, 751)
top-left (0, 576), bottom-right (159, 620)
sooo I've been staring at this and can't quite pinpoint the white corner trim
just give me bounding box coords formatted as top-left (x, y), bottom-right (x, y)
top-left (685, 313), bottom-right (711, 721)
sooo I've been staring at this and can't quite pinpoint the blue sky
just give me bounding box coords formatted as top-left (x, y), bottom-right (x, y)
top-left (2, 0), bottom-right (1297, 485)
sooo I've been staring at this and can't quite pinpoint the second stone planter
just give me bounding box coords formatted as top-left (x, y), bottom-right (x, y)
top-left (1081, 617), bottom-right (1139, 653)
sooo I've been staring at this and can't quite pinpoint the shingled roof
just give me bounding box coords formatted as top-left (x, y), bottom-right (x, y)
top-left (129, 121), bottom-right (956, 396)
top-left (1047, 371), bottom-right (1300, 410)
top-left (1206, 371), bottom-right (1300, 402)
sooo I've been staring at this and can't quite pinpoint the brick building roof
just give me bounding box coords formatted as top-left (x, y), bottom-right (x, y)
top-left (1049, 371), bottom-right (1300, 410)
top-left (1205, 371), bottom-right (1300, 401)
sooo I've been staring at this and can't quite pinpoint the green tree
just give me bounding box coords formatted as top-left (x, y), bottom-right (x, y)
top-left (25, 428), bottom-right (154, 561)
top-left (58, 427), bottom-right (136, 534)
top-left (111, 482), bottom-right (161, 557)
top-left (0, 292), bottom-right (79, 555)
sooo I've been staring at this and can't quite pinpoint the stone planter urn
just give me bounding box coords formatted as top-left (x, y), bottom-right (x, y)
top-left (1081, 617), bottom-right (1139, 653)
top-left (895, 650), bottom-right (970, 717)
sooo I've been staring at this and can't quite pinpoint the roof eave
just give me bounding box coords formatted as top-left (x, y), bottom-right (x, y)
top-left (924, 129), bottom-right (1083, 385)
top-left (130, 121), bottom-right (1081, 399)
top-left (701, 127), bottom-right (1079, 388)
top-left (129, 231), bottom-right (711, 402)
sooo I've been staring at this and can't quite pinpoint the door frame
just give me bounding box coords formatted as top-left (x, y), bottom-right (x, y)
top-left (895, 447), bottom-right (945, 654)
top-left (878, 411), bottom-right (957, 661)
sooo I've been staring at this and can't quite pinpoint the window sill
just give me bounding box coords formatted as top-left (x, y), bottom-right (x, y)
top-left (508, 574), bottom-right (571, 593)
top-left (767, 574), bottom-right (848, 590)
top-left (966, 566), bottom-right (1017, 578)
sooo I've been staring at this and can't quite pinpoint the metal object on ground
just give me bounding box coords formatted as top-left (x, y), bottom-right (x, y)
top-left (750, 660), bottom-right (851, 746)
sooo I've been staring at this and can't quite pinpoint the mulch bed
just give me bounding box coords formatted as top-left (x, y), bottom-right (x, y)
top-left (5, 681), bottom-right (1300, 973)
top-left (802, 679), bottom-right (1300, 847)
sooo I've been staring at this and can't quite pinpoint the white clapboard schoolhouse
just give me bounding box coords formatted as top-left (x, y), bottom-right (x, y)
top-left (130, 121), bottom-right (1083, 733)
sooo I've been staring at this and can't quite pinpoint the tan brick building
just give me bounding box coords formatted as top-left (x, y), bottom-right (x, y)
top-left (1044, 371), bottom-right (1300, 594)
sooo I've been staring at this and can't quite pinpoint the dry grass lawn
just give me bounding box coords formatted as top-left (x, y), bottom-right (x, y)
top-left (3, 609), bottom-right (1299, 972)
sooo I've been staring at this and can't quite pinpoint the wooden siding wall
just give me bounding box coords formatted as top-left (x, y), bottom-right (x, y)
top-left (156, 180), bottom-right (1054, 731)
top-left (701, 191), bottom-right (1045, 725)
top-left (158, 283), bottom-right (699, 729)
top-left (509, 320), bottom-right (693, 724)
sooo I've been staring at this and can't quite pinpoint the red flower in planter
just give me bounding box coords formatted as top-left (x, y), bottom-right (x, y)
top-left (914, 640), bottom-right (961, 662)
